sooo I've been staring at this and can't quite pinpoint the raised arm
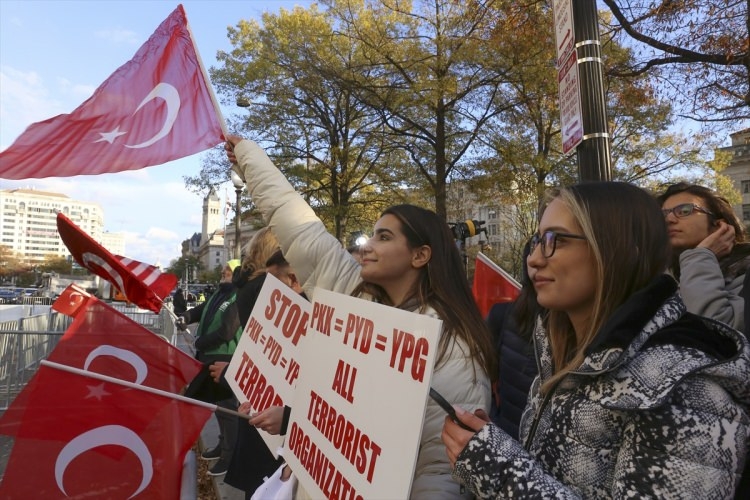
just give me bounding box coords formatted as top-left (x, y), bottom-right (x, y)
top-left (226, 136), bottom-right (361, 298)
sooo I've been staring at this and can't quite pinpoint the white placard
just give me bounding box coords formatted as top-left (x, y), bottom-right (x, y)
top-left (284, 288), bottom-right (442, 499)
top-left (225, 273), bottom-right (310, 455)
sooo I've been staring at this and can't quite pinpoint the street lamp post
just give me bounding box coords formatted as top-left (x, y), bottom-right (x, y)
top-left (231, 171), bottom-right (244, 259)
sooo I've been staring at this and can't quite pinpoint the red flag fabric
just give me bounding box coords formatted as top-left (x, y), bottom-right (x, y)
top-left (0, 4), bottom-right (224, 180)
top-left (0, 363), bottom-right (213, 499)
top-left (49, 287), bottom-right (201, 392)
top-left (0, 285), bottom-right (202, 436)
top-left (472, 252), bottom-right (521, 319)
top-left (56, 212), bottom-right (177, 313)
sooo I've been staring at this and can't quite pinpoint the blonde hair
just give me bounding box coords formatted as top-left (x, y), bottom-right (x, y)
top-left (240, 227), bottom-right (279, 279)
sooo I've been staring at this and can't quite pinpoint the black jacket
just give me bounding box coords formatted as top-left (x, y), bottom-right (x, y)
top-left (487, 302), bottom-right (538, 440)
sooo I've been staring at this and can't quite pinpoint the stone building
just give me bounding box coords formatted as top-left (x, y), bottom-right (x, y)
top-left (718, 128), bottom-right (750, 226)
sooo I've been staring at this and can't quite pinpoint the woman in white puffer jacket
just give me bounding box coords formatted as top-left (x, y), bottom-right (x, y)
top-left (225, 135), bottom-right (495, 499)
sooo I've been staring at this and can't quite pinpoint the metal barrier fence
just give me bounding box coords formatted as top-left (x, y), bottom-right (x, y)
top-left (0, 310), bottom-right (72, 411)
top-left (19, 296), bottom-right (54, 306)
top-left (108, 302), bottom-right (177, 342)
top-left (0, 304), bottom-right (179, 411)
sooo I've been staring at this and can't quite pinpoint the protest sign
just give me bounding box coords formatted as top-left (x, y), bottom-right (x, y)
top-left (225, 273), bottom-right (310, 455)
top-left (284, 288), bottom-right (442, 499)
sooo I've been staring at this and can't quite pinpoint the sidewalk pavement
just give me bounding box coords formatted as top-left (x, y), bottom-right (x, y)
top-left (199, 415), bottom-right (245, 500)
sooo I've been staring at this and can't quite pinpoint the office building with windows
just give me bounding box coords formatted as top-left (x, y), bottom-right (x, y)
top-left (0, 188), bottom-right (124, 264)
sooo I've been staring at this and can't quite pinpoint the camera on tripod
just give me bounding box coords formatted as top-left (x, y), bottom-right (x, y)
top-left (450, 219), bottom-right (486, 241)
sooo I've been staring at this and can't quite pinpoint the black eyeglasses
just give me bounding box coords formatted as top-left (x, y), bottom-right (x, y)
top-left (530, 230), bottom-right (587, 258)
top-left (661, 203), bottom-right (714, 219)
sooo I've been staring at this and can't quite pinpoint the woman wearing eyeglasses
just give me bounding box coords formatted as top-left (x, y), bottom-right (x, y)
top-left (442, 182), bottom-right (750, 498)
top-left (657, 182), bottom-right (750, 333)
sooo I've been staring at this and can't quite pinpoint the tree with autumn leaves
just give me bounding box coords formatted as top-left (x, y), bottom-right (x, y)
top-left (601, 0), bottom-right (749, 125)
top-left (193, 0), bottom-right (744, 267)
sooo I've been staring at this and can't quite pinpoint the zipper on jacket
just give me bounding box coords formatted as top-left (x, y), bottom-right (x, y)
top-left (523, 378), bottom-right (560, 449)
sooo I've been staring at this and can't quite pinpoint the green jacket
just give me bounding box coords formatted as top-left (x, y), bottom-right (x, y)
top-left (192, 286), bottom-right (243, 356)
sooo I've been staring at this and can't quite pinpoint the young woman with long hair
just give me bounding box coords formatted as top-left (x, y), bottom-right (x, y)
top-left (225, 135), bottom-right (495, 498)
top-left (442, 182), bottom-right (750, 498)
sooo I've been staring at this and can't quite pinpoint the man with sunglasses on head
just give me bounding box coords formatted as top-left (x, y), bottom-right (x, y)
top-left (657, 182), bottom-right (750, 335)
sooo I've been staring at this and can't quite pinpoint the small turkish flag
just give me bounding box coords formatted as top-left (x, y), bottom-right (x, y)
top-left (0, 362), bottom-right (213, 499)
top-left (56, 212), bottom-right (177, 313)
top-left (472, 252), bottom-right (521, 319)
top-left (0, 4), bottom-right (225, 179)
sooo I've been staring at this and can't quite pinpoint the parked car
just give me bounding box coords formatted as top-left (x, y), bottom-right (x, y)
top-left (0, 288), bottom-right (20, 304)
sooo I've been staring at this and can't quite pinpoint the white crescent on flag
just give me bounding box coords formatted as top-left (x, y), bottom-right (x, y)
top-left (124, 83), bottom-right (181, 149)
top-left (55, 425), bottom-right (153, 497)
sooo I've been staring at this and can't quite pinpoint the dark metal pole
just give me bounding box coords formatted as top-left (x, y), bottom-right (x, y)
top-left (573, 0), bottom-right (612, 181)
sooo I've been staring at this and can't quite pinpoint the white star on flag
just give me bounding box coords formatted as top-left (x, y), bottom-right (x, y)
top-left (85, 383), bottom-right (111, 401)
top-left (95, 127), bottom-right (127, 144)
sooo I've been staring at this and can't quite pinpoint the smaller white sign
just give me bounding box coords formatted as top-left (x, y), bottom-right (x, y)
top-left (225, 273), bottom-right (310, 455)
top-left (558, 50), bottom-right (584, 155)
top-left (553, 0), bottom-right (575, 65)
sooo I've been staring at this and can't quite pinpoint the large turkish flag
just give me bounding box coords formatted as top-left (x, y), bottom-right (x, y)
top-left (0, 363), bottom-right (213, 499)
top-left (0, 4), bottom-right (225, 179)
top-left (0, 286), bottom-right (201, 436)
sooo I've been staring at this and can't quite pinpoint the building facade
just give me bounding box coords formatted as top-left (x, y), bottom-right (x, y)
top-left (445, 181), bottom-right (532, 279)
top-left (184, 187), bottom-right (265, 278)
top-left (719, 128), bottom-right (750, 226)
top-left (195, 188), bottom-right (227, 273)
top-left (0, 188), bottom-right (124, 264)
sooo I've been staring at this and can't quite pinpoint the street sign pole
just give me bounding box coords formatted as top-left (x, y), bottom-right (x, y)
top-left (572, 0), bottom-right (611, 181)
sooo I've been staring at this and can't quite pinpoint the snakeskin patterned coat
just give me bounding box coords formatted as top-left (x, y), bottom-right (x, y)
top-left (453, 275), bottom-right (750, 498)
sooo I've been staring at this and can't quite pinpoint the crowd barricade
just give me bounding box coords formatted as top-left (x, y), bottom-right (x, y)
top-left (0, 304), bottom-right (182, 412)
top-left (108, 302), bottom-right (177, 342)
top-left (19, 296), bottom-right (54, 306)
top-left (0, 310), bottom-right (71, 411)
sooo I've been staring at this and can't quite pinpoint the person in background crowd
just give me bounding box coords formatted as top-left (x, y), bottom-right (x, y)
top-left (225, 135), bottom-right (496, 499)
top-left (230, 227), bottom-right (280, 329)
top-left (178, 259), bottom-right (243, 477)
top-left (211, 228), bottom-right (281, 497)
top-left (443, 182), bottom-right (750, 498)
top-left (226, 249), bottom-right (307, 499)
top-left (657, 182), bottom-right (750, 334)
top-left (172, 287), bottom-right (187, 315)
top-left (486, 240), bottom-right (539, 439)
top-left (265, 248), bottom-right (305, 297)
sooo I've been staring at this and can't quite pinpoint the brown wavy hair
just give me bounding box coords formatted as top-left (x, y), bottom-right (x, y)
top-left (240, 227), bottom-right (280, 279)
